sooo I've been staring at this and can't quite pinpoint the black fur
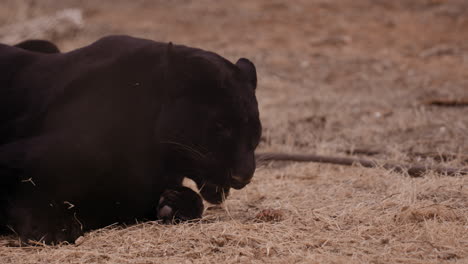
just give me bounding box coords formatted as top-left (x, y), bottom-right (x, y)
top-left (14, 39), bottom-right (60, 54)
top-left (0, 35), bottom-right (261, 244)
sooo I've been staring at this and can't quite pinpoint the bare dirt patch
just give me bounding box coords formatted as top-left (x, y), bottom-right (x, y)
top-left (1, 0), bottom-right (468, 263)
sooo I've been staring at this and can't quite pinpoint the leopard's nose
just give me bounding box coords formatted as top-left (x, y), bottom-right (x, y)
top-left (230, 174), bottom-right (251, 189)
top-left (231, 152), bottom-right (255, 188)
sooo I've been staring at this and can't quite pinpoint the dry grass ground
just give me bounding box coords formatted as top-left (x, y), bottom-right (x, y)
top-left (1, 0), bottom-right (468, 263)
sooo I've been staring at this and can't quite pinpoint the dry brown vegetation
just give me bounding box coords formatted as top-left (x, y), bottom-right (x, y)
top-left (1, 0), bottom-right (468, 263)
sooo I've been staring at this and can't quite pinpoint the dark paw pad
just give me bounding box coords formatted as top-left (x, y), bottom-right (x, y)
top-left (157, 186), bottom-right (204, 223)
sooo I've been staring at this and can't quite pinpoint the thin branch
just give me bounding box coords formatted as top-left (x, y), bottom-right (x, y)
top-left (255, 152), bottom-right (468, 177)
top-left (425, 99), bottom-right (468, 107)
top-left (344, 148), bottom-right (380, 156)
top-left (344, 148), bottom-right (468, 163)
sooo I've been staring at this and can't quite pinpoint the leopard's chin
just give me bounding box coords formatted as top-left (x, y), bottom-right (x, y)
top-left (198, 181), bottom-right (230, 204)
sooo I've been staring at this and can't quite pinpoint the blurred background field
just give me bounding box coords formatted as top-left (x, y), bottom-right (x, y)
top-left (1, 1), bottom-right (468, 263)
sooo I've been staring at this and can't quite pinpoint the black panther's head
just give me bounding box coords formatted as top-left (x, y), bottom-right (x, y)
top-left (155, 45), bottom-right (261, 204)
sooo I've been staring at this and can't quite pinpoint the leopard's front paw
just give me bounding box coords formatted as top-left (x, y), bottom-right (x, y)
top-left (157, 186), bottom-right (204, 223)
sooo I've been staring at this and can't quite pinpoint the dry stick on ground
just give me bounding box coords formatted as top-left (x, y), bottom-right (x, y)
top-left (408, 151), bottom-right (468, 163)
top-left (425, 99), bottom-right (468, 107)
top-left (344, 148), bottom-right (381, 156)
top-left (344, 148), bottom-right (468, 163)
top-left (255, 152), bottom-right (468, 177)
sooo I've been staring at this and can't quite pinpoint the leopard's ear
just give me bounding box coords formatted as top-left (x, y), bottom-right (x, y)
top-left (236, 58), bottom-right (257, 89)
